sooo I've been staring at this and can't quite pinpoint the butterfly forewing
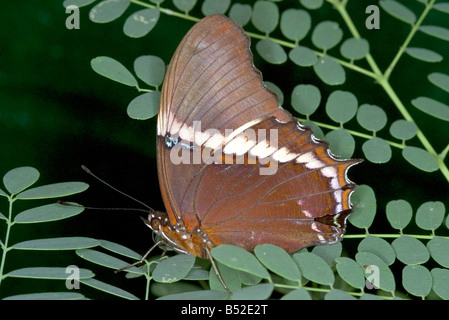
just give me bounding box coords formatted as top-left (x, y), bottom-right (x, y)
top-left (157, 15), bottom-right (289, 225)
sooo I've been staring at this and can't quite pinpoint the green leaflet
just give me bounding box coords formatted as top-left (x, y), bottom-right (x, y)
top-left (335, 257), bottom-right (366, 290)
top-left (291, 84), bottom-right (321, 116)
top-left (402, 265), bottom-right (432, 298)
top-left (89, 0), bottom-right (130, 23)
top-left (389, 120), bottom-right (417, 141)
top-left (420, 25), bottom-right (449, 42)
top-left (386, 199), bottom-right (413, 231)
top-left (356, 104), bottom-right (388, 133)
top-left (173, 0), bottom-right (197, 14)
top-left (416, 201), bottom-right (446, 231)
top-left (434, 3), bottom-right (449, 14)
top-left (293, 252), bottom-right (334, 286)
top-left (431, 269), bottom-right (449, 300)
top-left (76, 249), bottom-right (145, 274)
top-left (251, 1), bottom-right (279, 35)
top-left (211, 245), bottom-right (270, 279)
top-left (158, 290), bottom-right (228, 300)
top-left (358, 236), bottom-right (396, 266)
top-left (2, 167), bottom-right (39, 195)
top-left (405, 47), bottom-right (443, 63)
top-left (392, 236), bottom-right (430, 265)
top-left (412, 97), bottom-right (449, 121)
top-left (230, 283), bottom-right (274, 300)
top-left (380, 0), bottom-right (416, 24)
top-left (127, 92), bottom-right (160, 120)
top-left (16, 182), bottom-right (89, 200)
top-left (355, 252), bottom-right (396, 293)
top-left (12, 237), bottom-right (100, 250)
top-left (325, 129), bottom-right (355, 159)
top-left (256, 39), bottom-right (287, 64)
top-left (201, 0), bottom-right (230, 16)
top-left (6, 267), bottom-right (94, 280)
top-left (229, 3), bottom-right (251, 27)
top-left (312, 21), bottom-right (343, 51)
top-left (326, 90), bottom-right (358, 124)
top-left (152, 254), bottom-right (196, 283)
top-left (280, 288), bottom-right (311, 300)
top-left (300, 0), bottom-right (323, 10)
top-left (312, 242), bottom-right (342, 266)
top-left (289, 46), bottom-right (318, 67)
top-left (428, 73), bottom-right (449, 93)
top-left (313, 55), bottom-right (346, 85)
top-left (3, 292), bottom-right (85, 300)
top-left (81, 278), bottom-right (139, 300)
top-left (264, 81), bottom-right (284, 105)
top-left (325, 289), bottom-right (357, 300)
top-left (280, 9), bottom-right (311, 42)
top-left (99, 239), bottom-right (142, 260)
top-left (91, 56), bottom-right (138, 87)
top-left (340, 38), bottom-right (369, 60)
top-left (254, 244), bottom-right (301, 281)
top-left (362, 137), bottom-right (392, 164)
top-left (123, 8), bottom-right (160, 38)
top-left (427, 237), bottom-right (449, 268)
top-left (14, 203), bottom-right (84, 223)
top-left (349, 185), bottom-right (377, 230)
top-left (209, 262), bottom-right (242, 293)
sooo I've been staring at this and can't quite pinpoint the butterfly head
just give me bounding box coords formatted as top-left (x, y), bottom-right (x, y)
top-left (141, 210), bottom-right (169, 232)
top-left (141, 211), bottom-right (214, 258)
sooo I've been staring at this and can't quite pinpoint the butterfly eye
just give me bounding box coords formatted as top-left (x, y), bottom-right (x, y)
top-left (149, 217), bottom-right (161, 231)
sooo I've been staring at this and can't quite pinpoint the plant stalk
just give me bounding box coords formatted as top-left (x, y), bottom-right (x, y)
top-left (0, 196), bottom-right (14, 286)
top-left (334, 0), bottom-right (449, 184)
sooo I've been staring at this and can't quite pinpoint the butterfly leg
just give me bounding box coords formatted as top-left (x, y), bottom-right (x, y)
top-left (115, 240), bottom-right (163, 273)
top-left (204, 246), bottom-right (232, 295)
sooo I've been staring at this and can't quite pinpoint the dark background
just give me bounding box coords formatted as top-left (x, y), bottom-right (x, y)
top-left (0, 0), bottom-right (448, 299)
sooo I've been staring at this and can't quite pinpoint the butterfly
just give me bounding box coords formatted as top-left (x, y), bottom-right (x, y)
top-left (141, 14), bottom-right (360, 292)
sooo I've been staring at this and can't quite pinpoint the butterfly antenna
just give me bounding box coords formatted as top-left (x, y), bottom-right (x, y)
top-left (81, 165), bottom-right (154, 212)
top-left (57, 201), bottom-right (149, 213)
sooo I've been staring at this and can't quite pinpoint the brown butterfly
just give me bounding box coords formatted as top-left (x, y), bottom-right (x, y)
top-left (139, 14), bottom-right (359, 292)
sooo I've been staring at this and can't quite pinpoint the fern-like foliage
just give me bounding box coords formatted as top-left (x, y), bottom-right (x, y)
top-left (0, 167), bottom-right (92, 299)
top-left (0, 167), bottom-right (149, 299)
top-left (28, 0), bottom-right (448, 299)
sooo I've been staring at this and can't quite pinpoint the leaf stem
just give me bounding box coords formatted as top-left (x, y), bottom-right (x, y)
top-left (333, 0), bottom-right (449, 184)
top-left (145, 272), bottom-right (151, 300)
top-left (440, 143), bottom-right (449, 160)
top-left (384, 0), bottom-right (436, 80)
top-left (298, 117), bottom-right (404, 150)
top-left (246, 31), bottom-right (377, 79)
top-left (131, 0), bottom-right (377, 79)
top-left (0, 195), bottom-right (14, 286)
top-left (273, 282), bottom-right (395, 299)
top-left (331, 0), bottom-right (383, 77)
top-left (379, 78), bottom-right (449, 182)
top-left (344, 233), bottom-right (449, 240)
